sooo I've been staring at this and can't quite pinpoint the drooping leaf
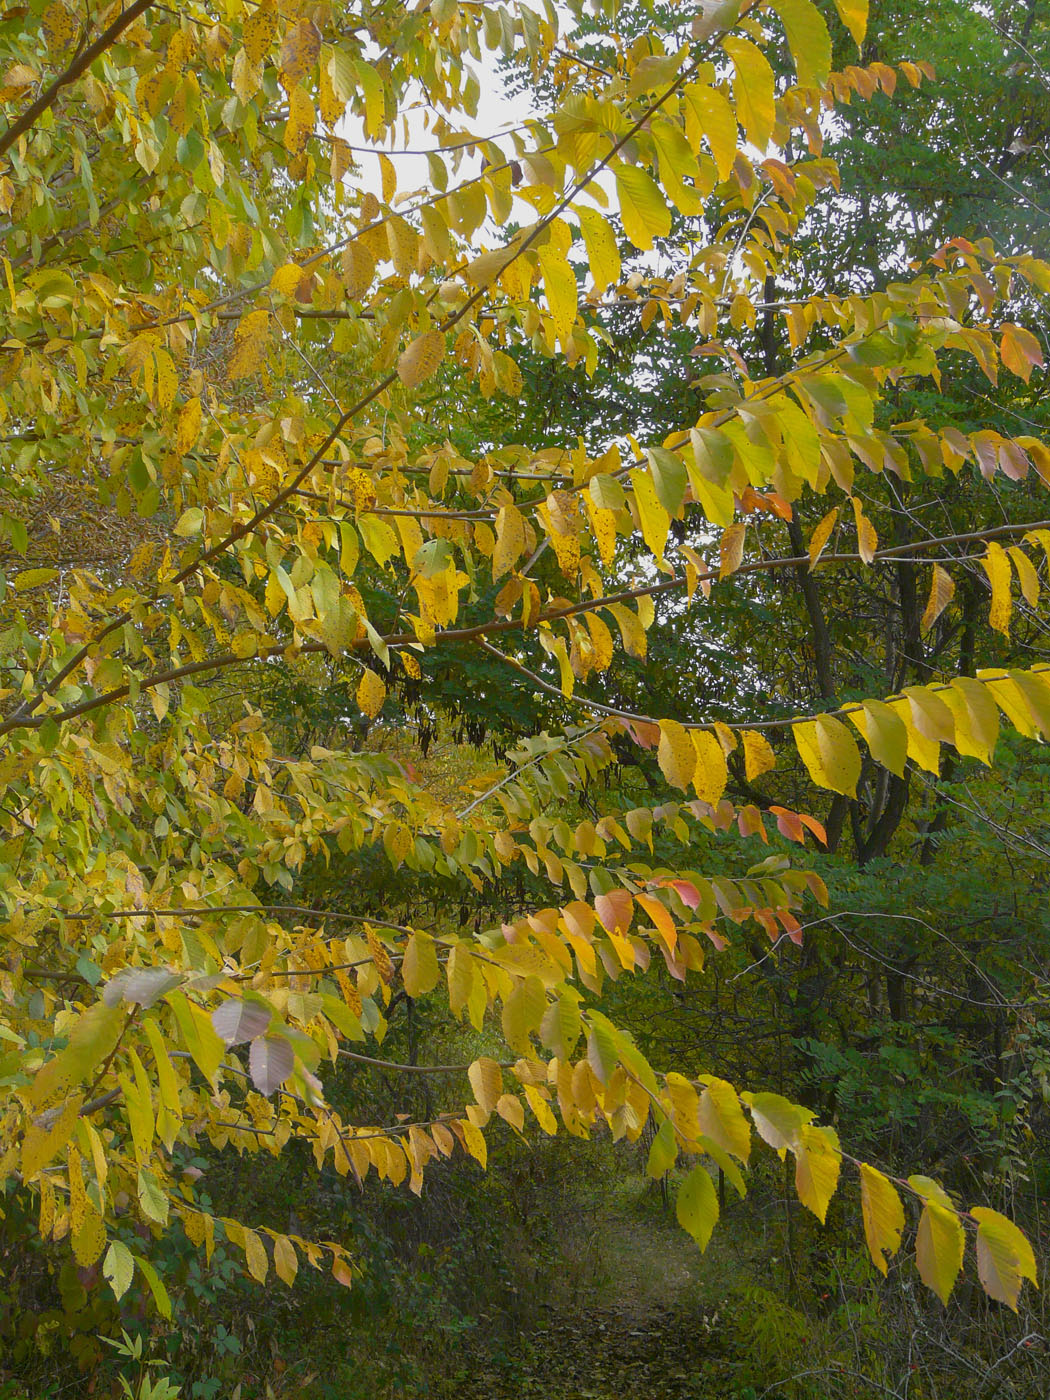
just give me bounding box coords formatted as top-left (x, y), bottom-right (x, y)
top-left (859, 1163), bottom-right (904, 1275)
top-left (676, 1164), bottom-right (719, 1251)
top-left (211, 998), bottom-right (271, 1047)
top-left (249, 1036), bottom-right (295, 1097)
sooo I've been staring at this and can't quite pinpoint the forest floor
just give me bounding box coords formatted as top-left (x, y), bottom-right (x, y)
top-left (454, 1177), bottom-right (772, 1399)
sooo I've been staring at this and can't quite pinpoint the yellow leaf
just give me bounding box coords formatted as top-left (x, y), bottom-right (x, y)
top-left (691, 730), bottom-right (728, 804)
top-left (468, 1057), bottom-right (503, 1114)
top-left (402, 932), bottom-right (439, 997)
top-left (970, 1207), bottom-right (1038, 1311)
top-left (1007, 545), bottom-right (1040, 607)
top-left (744, 1090), bottom-right (811, 1153)
top-left (885, 696), bottom-right (941, 773)
top-left (458, 1117), bottom-right (487, 1168)
top-left (72, 1203), bottom-right (107, 1267)
top-left (398, 330), bottom-right (445, 388)
top-left (614, 163), bottom-right (671, 251)
top-left (142, 1015), bottom-right (183, 1151)
top-left (356, 669), bottom-right (386, 719)
top-left (176, 395), bottom-right (202, 454)
top-left (341, 242), bottom-right (375, 299)
top-left (523, 1083), bottom-right (557, 1134)
top-left (999, 322), bottom-right (1043, 383)
top-left (576, 205), bottom-right (621, 293)
top-left (859, 1162), bottom-right (904, 1275)
top-left (832, 0), bottom-right (868, 46)
top-left (677, 1164), bottom-right (719, 1251)
top-left (447, 944), bottom-right (475, 1019)
top-left (903, 684), bottom-right (955, 745)
top-left (420, 204), bottom-right (452, 266)
top-left (154, 348), bottom-right (177, 412)
top-left (793, 1123), bottom-right (840, 1223)
top-left (243, 0), bottom-right (277, 63)
top-left (492, 504), bottom-right (525, 580)
top-left (537, 248), bottom-right (577, 347)
top-left (848, 699), bottom-right (907, 778)
top-left (772, 0), bottom-right (832, 88)
top-left (851, 496), bottom-right (877, 564)
top-left (741, 729), bottom-right (775, 780)
top-left (719, 522), bottom-right (746, 578)
top-left (120, 1047), bottom-right (155, 1165)
top-left (584, 611), bottom-right (614, 673)
top-left (243, 1227), bottom-right (269, 1283)
top-left (807, 506), bottom-right (838, 570)
top-left (722, 36), bottom-right (776, 151)
top-left (273, 1233), bottom-right (299, 1287)
top-left (697, 1077), bottom-right (751, 1163)
top-left (682, 82), bottom-right (737, 182)
top-left (227, 308), bottom-right (271, 380)
top-left (42, 1), bottom-right (76, 52)
top-left (940, 677), bottom-right (999, 766)
top-left (981, 541), bottom-right (1013, 634)
top-left (921, 563), bottom-right (955, 632)
top-left (269, 262), bottom-right (305, 298)
top-left (792, 714), bottom-right (861, 796)
top-left (629, 467), bottom-right (670, 566)
top-left (21, 1096), bottom-right (82, 1182)
top-left (378, 152), bottom-right (397, 204)
top-left (915, 1198), bottom-right (965, 1306)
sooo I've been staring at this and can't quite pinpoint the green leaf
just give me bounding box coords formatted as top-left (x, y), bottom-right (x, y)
top-left (647, 447), bottom-right (688, 517)
top-left (132, 1253), bottom-right (172, 1319)
top-left (646, 1116), bottom-right (678, 1177)
top-left (138, 1167), bottom-right (169, 1225)
top-left (103, 1240), bottom-right (134, 1301)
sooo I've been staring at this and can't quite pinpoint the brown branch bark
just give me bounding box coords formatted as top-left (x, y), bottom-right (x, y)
top-left (0, 0), bottom-right (156, 159)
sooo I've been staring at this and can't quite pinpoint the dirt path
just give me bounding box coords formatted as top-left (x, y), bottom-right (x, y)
top-left (456, 1185), bottom-right (740, 1400)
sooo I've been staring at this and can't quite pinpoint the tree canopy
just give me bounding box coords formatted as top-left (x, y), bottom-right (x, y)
top-left (1, 0), bottom-right (1047, 1330)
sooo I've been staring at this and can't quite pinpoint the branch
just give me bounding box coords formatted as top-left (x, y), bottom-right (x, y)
top-left (0, 0), bottom-right (156, 159)
top-left (5, 516), bottom-right (1049, 736)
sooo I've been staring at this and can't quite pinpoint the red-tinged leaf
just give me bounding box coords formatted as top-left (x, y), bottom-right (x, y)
top-left (626, 719), bottom-right (661, 750)
top-left (594, 888), bottom-right (634, 938)
top-left (778, 909), bottom-right (803, 945)
top-left (331, 1254), bottom-right (355, 1287)
top-left (769, 805), bottom-right (805, 844)
top-left (699, 924), bottom-right (728, 952)
top-left (798, 813), bottom-right (828, 846)
top-left (662, 878), bottom-right (701, 910)
top-left (999, 322), bottom-right (1043, 383)
top-left (249, 1035), bottom-right (294, 1096)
